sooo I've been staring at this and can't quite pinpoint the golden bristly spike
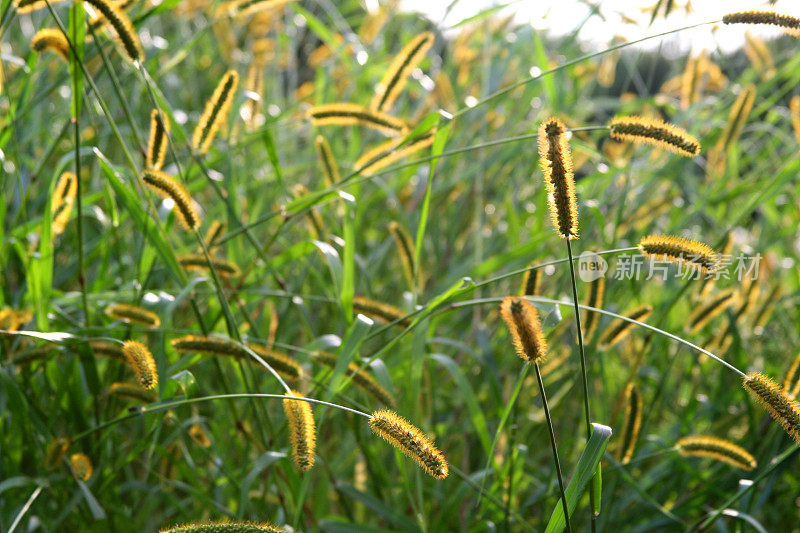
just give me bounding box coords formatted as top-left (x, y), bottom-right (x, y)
top-left (538, 117), bottom-right (579, 239)
top-left (676, 435), bottom-right (757, 470)
top-left (31, 29), bottom-right (70, 60)
top-left (69, 453), bottom-right (93, 480)
top-left (104, 302), bottom-right (161, 328)
top-left (583, 274), bottom-right (605, 341)
top-left (743, 372), bottom-right (800, 443)
top-left (84, 0), bottom-right (143, 62)
top-left (308, 103), bottom-right (408, 137)
top-left (313, 351), bottom-right (395, 407)
top-left (722, 10), bottom-right (800, 31)
top-left (146, 109), bottom-right (170, 171)
top-left (783, 352), bottom-right (800, 399)
top-left (352, 296), bottom-right (410, 327)
top-left (599, 305), bottom-right (653, 350)
top-left (282, 390), bottom-right (316, 471)
top-left (315, 135), bottom-right (340, 186)
top-left (355, 132), bottom-right (435, 176)
top-left (638, 234), bottom-right (718, 273)
top-left (141, 170), bottom-right (201, 231)
top-left (192, 70), bottom-right (239, 155)
top-left (370, 31), bottom-right (435, 112)
top-left (519, 266), bottom-right (541, 297)
top-left (177, 254), bottom-right (240, 278)
top-left (499, 296), bottom-right (548, 363)
top-left (159, 521), bottom-right (285, 533)
top-left (369, 409), bottom-right (448, 479)
top-left (388, 221), bottom-right (417, 292)
top-left (52, 171), bottom-right (78, 236)
top-left (619, 383), bottom-right (641, 464)
top-left (609, 115), bottom-right (700, 157)
top-left (122, 340), bottom-right (158, 390)
top-left (108, 381), bottom-right (157, 403)
top-left (687, 289), bottom-right (737, 333)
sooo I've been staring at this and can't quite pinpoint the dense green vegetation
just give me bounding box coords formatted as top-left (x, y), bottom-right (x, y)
top-left (2, 1), bottom-right (800, 531)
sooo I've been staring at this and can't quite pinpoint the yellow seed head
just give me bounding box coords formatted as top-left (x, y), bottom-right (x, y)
top-left (609, 115), bottom-right (700, 157)
top-left (192, 70), bottom-right (239, 155)
top-left (500, 296), bottom-right (547, 363)
top-left (122, 340), bottom-right (158, 390)
top-left (370, 31), bottom-right (435, 112)
top-left (519, 266), bottom-right (541, 297)
top-left (177, 254), bottom-right (240, 278)
top-left (146, 109), bottom-right (170, 171)
top-left (638, 234), bottom-right (718, 273)
top-left (108, 382), bottom-right (157, 403)
top-left (352, 296), bottom-right (410, 327)
top-left (355, 131), bottom-right (435, 176)
top-left (313, 351), bottom-right (395, 408)
top-left (538, 117), bottom-right (579, 239)
top-left (141, 170), bottom-right (201, 231)
top-left (743, 372), bottom-right (800, 443)
top-left (104, 303), bottom-right (161, 327)
top-left (783, 352), bottom-right (800, 399)
top-left (84, 0), bottom-right (143, 62)
top-left (308, 103), bottom-right (408, 137)
top-left (676, 435), bottom-right (757, 470)
top-left (315, 135), bottom-right (340, 186)
top-left (31, 29), bottom-right (70, 60)
top-left (369, 409), bottom-right (448, 479)
top-left (69, 453), bottom-right (93, 480)
top-left (45, 437), bottom-right (71, 470)
top-left (52, 171), bottom-right (78, 236)
top-left (159, 520), bottom-right (286, 533)
top-left (599, 305), bottom-right (653, 350)
top-left (722, 11), bottom-right (800, 31)
top-left (283, 390), bottom-right (316, 471)
top-left (583, 274), bottom-right (606, 341)
top-left (188, 424), bottom-right (211, 448)
top-left (688, 289), bottom-right (736, 333)
top-left (619, 383), bottom-right (642, 464)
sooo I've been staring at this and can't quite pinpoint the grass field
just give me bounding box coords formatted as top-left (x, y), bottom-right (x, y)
top-left (2, 1), bottom-right (800, 531)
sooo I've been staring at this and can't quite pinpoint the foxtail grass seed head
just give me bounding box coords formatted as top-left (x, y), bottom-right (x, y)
top-left (790, 95), bottom-right (800, 147)
top-left (638, 234), bottom-right (718, 273)
top-left (538, 117), bottom-right (579, 239)
top-left (609, 116), bottom-right (700, 157)
top-left (31, 29), bottom-right (70, 60)
top-left (83, 0), bottom-right (143, 62)
top-left (370, 31), bottom-right (435, 112)
top-left (89, 340), bottom-right (126, 362)
top-left (160, 521), bottom-right (286, 533)
top-left (141, 170), bottom-right (201, 231)
top-left (783, 352), bottom-right (800, 399)
top-left (52, 171), bottom-right (78, 236)
top-left (743, 372), bottom-right (800, 443)
top-left (122, 340), bottom-right (158, 390)
top-left (500, 296), bottom-right (548, 363)
top-left (45, 437), bottom-right (70, 470)
top-left (520, 266), bottom-right (541, 297)
top-left (189, 424), bottom-right (211, 447)
top-left (9, 346), bottom-right (58, 367)
top-left (722, 10), bottom-right (800, 31)
top-left (15, 0), bottom-right (67, 14)
top-left (599, 305), bottom-right (653, 350)
top-left (146, 109), bottom-right (170, 170)
top-left (717, 85), bottom-right (756, 154)
top-left (203, 220), bottom-right (226, 251)
top-left (688, 289), bottom-right (736, 333)
top-left (313, 351), bottom-right (396, 407)
top-left (308, 103), bottom-right (408, 137)
top-left (355, 131), bottom-right (435, 176)
top-left (178, 254), bottom-right (240, 278)
top-left (619, 383), bottom-right (642, 464)
top-left (70, 453), bottom-right (93, 480)
top-left (88, 0), bottom-right (137, 31)
top-left (226, 0), bottom-right (298, 17)
top-left (283, 390), bottom-right (316, 471)
top-left (315, 135), bottom-right (340, 186)
top-left (192, 70), bottom-right (239, 155)
top-left (388, 221), bottom-right (417, 292)
top-left (583, 274), bottom-right (605, 341)
top-left (676, 436), bottom-right (757, 470)
top-left (369, 409), bottom-right (448, 479)
top-left (352, 296), bottom-right (410, 327)
top-left (104, 303), bottom-right (161, 327)
top-left (108, 381), bottom-right (157, 403)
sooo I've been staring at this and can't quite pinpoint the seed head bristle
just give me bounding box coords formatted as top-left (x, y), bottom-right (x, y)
top-left (52, 171), bottom-right (78, 236)
top-left (519, 266), bottom-right (541, 297)
top-left (69, 453), bottom-right (93, 480)
top-left (105, 302), bottom-right (161, 327)
top-left (84, 0), bottom-right (143, 62)
top-left (609, 115), bottom-right (700, 157)
top-left (45, 437), bottom-right (71, 470)
top-left (583, 274), bottom-right (606, 341)
top-left (88, 0), bottom-right (137, 31)
top-left (141, 170), bottom-right (201, 231)
top-left (89, 340), bottom-right (126, 362)
top-left (638, 234), bottom-right (718, 273)
top-left (108, 381), bottom-right (157, 403)
top-left (31, 29), bottom-right (70, 60)
top-left (783, 352), bottom-right (800, 400)
top-left (743, 372), bottom-right (800, 443)
top-left (499, 296), bottom-right (548, 363)
top-left (15, 0), bottom-right (67, 13)
top-left (146, 109), bottom-right (170, 171)
top-left (315, 135), bottom-right (340, 186)
top-left (538, 117), bottom-right (579, 239)
top-left (178, 254), bottom-right (241, 278)
top-left (370, 31), bottom-right (435, 112)
top-left (388, 221), bottom-right (417, 292)
top-left (688, 289), bottom-right (737, 333)
top-left (192, 70), bottom-right (239, 155)
top-left (619, 383), bottom-right (642, 464)
top-left (159, 520), bottom-right (286, 533)
top-left (283, 390), bottom-right (316, 471)
top-left (188, 424), bottom-right (212, 447)
top-left (122, 340), bottom-right (158, 390)
top-left (722, 10), bottom-right (800, 31)
top-left (355, 131), bottom-right (435, 176)
top-left (203, 220), bottom-right (226, 251)
top-left (676, 435), bottom-right (757, 470)
top-left (241, 62), bottom-right (264, 132)
top-left (369, 409), bottom-right (448, 479)
top-left (313, 351), bottom-right (395, 407)
top-left (599, 305), bottom-right (653, 350)
top-left (352, 296), bottom-right (410, 327)
top-left (308, 103), bottom-right (408, 137)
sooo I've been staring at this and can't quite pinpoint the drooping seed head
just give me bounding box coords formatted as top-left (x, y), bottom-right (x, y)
top-left (108, 382), bottom-right (157, 403)
top-left (722, 10), bottom-right (800, 31)
top-left (313, 351), bottom-right (395, 407)
top-left (105, 302), bottom-right (161, 327)
top-left (308, 103), bottom-right (408, 137)
top-left (599, 304), bottom-right (653, 350)
top-left (192, 70), bottom-right (239, 155)
top-left (159, 520), bottom-right (286, 533)
top-left (638, 234), bottom-right (718, 273)
top-left (70, 453), bottom-right (93, 480)
top-left (31, 29), bottom-right (70, 60)
top-left (177, 254), bottom-right (240, 277)
top-left (146, 109), bottom-right (170, 171)
top-left (352, 296), bottom-right (410, 327)
top-left (538, 117), bottom-right (579, 239)
top-left (619, 383), bottom-right (642, 464)
top-left (369, 409), bottom-right (448, 479)
top-left (500, 296), bottom-right (547, 363)
top-left (676, 435), bottom-right (757, 470)
top-left (609, 115), bottom-right (700, 157)
top-left (355, 131), bottom-right (435, 176)
top-left (141, 170), bottom-right (201, 231)
top-left (688, 289), bottom-right (737, 333)
top-left (370, 31), bottom-right (435, 112)
top-left (83, 0), bottom-right (143, 62)
top-left (282, 390), bottom-right (316, 471)
top-left (122, 340), bottom-right (158, 390)
top-left (743, 372), bottom-right (800, 443)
